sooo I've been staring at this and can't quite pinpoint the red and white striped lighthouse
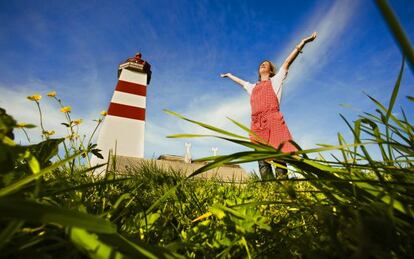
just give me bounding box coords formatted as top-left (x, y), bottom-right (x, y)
top-left (94, 53), bottom-right (151, 164)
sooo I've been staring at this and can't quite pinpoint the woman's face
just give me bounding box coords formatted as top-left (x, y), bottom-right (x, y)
top-left (259, 61), bottom-right (271, 75)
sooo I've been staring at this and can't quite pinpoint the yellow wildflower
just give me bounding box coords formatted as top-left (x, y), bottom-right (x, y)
top-left (27, 95), bottom-right (42, 102)
top-left (100, 110), bottom-right (108, 116)
top-left (16, 122), bottom-right (29, 128)
top-left (47, 91), bottom-right (57, 97)
top-left (72, 119), bottom-right (83, 125)
top-left (16, 122), bottom-right (36, 128)
top-left (43, 130), bottom-right (55, 136)
top-left (60, 106), bottom-right (72, 113)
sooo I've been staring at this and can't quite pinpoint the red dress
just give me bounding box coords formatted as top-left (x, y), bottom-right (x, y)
top-left (249, 80), bottom-right (297, 153)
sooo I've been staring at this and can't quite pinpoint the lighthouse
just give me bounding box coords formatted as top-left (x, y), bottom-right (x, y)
top-left (93, 53), bottom-right (151, 165)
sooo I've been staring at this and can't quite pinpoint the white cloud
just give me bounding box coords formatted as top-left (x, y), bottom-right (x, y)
top-left (274, 0), bottom-right (360, 94)
top-left (145, 92), bottom-right (252, 156)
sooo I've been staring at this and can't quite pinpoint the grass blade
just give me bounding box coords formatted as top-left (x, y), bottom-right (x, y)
top-left (376, 0), bottom-right (414, 71)
top-left (386, 56), bottom-right (405, 122)
top-left (0, 220), bottom-right (24, 249)
top-left (0, 198), bottom-right (117, 233)
top-left (163, 109), bottom-right (248, 139)
top-left (70, 228), bottom-right (126, 258)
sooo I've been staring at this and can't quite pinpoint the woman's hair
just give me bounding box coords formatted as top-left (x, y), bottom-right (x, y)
top-left (258, 60), bottom-right (277, 80)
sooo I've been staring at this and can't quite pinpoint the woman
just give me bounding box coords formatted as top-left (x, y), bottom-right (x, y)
top-left (221, 32), bottom-right (317, 180)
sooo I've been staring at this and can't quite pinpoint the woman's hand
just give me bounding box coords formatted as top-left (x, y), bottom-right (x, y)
top-left (220, 73), bottom-right (247, 87)
top-left (302, 32), bottom-right (317, 44)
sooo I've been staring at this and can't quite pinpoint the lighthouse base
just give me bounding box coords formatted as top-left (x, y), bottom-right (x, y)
top-left (104, 155), bottom-right (249, 182)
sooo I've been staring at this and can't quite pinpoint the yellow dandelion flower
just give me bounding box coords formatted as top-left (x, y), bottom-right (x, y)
top-left (100, 110), bottom-right (108, 116)
top-left (47, 91), bottom-right (57, 97)
top-left (72, 119), bottom-right (83, 125)
top-left (60, 106), bottom-right (72, 113)
top-left (27, 95), bottom-right (42, 102)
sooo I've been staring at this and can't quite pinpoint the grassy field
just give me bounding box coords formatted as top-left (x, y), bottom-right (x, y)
top-left (1, 1), bottom-right (414, 258)
top-left (1, 62), bottom-right (413, 257)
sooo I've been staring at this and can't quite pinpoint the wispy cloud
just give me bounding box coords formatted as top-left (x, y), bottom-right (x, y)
top-left (275, 0), bottom-right (361, 93)
top-left (145, 91), bottom-right (251, 154)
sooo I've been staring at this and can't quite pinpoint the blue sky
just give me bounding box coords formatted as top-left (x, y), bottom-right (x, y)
top-left (1, 0), bottom-right (413, 173)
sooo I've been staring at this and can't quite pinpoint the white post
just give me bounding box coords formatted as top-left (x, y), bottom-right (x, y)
top-left (212, 147), bottom-right (218, 157)
top-left (184, 142), bottom-right (192, 164)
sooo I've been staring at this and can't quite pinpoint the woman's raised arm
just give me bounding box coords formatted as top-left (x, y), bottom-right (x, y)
top-left (220, 73), bottom-right (249, 88)
top-left (282, 32), bottom-right (317, 71)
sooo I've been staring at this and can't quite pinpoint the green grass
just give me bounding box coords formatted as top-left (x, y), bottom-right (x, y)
top-left (1, 1), bottom-right (414, 258)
